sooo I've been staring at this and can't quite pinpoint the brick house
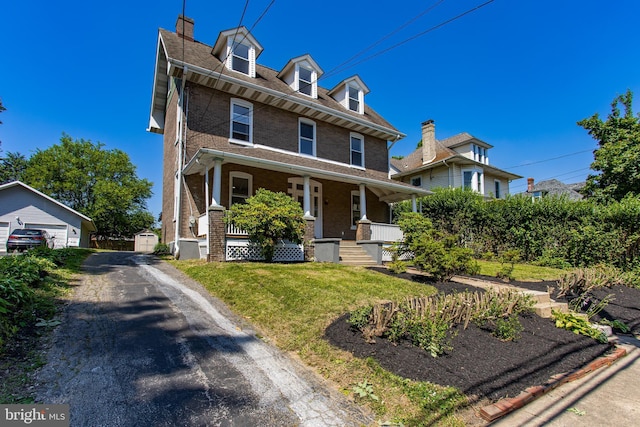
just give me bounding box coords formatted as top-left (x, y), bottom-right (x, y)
top-left (147, 16), bottom-right (428, 261)
top-left (391, 120), bottom-right (522, 198)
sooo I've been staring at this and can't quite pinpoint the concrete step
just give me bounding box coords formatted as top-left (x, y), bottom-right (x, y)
top-left (534, 301), bottom-right (569, 318)
top-left (339, 241), bottom-right (376, 266)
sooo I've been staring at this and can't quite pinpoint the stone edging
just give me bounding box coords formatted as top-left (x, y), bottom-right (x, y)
top-left (478, 346), bottom-right (628, 422)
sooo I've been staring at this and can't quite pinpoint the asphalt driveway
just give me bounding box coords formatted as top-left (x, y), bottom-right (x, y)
top-left (35, 252), bottom-right (372, 426)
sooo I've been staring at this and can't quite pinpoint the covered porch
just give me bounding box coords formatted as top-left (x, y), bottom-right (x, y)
top-left (182, 148), bottom-right (430, 262)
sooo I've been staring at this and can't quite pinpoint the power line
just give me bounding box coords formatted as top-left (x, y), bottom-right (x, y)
top-left (504, 148), bottom-right (594, 169)
top-left (199, 0), bottom-right (494, 135)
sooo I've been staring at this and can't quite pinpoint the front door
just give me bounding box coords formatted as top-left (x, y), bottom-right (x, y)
top-left (288, 178), bottom-right (323, 238)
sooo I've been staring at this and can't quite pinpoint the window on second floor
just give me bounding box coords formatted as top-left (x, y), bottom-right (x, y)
top-left (299, 119), bottom-right (316, 156)
top-left (473, 144), bottom-right (488, 165)
top-left (230, 99), bottom-right (253, 144)
top-left (494, 180), bottom-right (501, 199)
top-left (350, 133), bottom-right (364, 168)
top-left (411, 176), bottom-right (422, 187)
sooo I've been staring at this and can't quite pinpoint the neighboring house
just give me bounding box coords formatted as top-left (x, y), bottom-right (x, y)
top-left (0, 181), bottom-right (96, 252)
top-left (147, 16), bottom-right (428, 261)
top-left (524, 178), bottom-right (584, 200)
top-left (390, 120), bottom-right (522, 198)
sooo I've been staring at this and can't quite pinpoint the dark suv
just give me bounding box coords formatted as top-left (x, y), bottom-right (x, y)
top-left (6, 229), bottom-right (54, 252)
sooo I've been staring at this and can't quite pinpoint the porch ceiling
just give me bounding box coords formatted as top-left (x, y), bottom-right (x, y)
top-left (183, 147), bottom-right (430, 203)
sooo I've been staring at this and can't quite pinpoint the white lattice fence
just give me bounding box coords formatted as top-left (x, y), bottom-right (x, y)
top-left (382, 245), bottom-right (414, 262)
top-left (226, 239), bottom-right (304, 262)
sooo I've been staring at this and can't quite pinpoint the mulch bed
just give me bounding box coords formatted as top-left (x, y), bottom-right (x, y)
top-left (323, 269), bottom-right (633, 402)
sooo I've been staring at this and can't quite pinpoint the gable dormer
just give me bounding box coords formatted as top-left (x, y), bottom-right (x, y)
top-left (211, 27), bottom-right (264, 78)
top-left (277, 54), bottom-right (323, 99)
top-left (328, 76), bottom-right (370, 115)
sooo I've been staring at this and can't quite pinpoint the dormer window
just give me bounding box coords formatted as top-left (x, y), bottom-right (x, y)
top-left (212, 27), bottom-right (263, 78)
top-left (277, 55), bottom-right (323, 99)
top-left (348, 85), bottom-right (360, 112)
top-left (231, 41), bottom-right (250, 74)
top-left (328, 76), bottom-right (370, 115)
top-left (298, 66), bottom-right (313, 96)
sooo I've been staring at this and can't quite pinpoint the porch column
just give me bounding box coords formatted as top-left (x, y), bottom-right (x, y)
top-left (303, 175), bottom-right (313, 218)
top-left (205, 168), bottom-right (210, 255)
top-left (304, 217), bottom-right (315, 261)
top-left (211, 158), bottom-right (223, 207)
top-left (412, 194), bottom-right (417, 212)
top-left (208, 205), bottom-right (226, 262)
top-left (359, 184), bottom-right (367, 220)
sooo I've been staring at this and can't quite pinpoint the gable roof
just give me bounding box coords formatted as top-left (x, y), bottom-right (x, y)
top-left (0, 181), bottom-right (97, 231)
top-left (148, 28), bottom-right (404, 141)
top-left (390, 132), bottom-right (521, 180)
top-left (528, 179), bottom-right (584, 200)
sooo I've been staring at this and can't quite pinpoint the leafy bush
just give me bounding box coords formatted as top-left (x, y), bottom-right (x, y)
top-left (552, 310), bottom-right (608, 343)
top-left (153, 242), bottom-right (171, 255)
top-left (0, 255), bottom-right (55, 288)
top-left (397, 213), bottom-right (478, 281)
top-left (226, 189), bottom-right (306, 262)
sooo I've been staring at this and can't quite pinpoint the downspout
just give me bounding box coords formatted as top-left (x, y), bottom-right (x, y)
top-left (174, 66), bottom-right (188, 259)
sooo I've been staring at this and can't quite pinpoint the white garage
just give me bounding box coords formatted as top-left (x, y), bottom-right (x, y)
top-left (0, 181), bottom-right (96, 251)
top-left (0, 222), bottom-right (9, 252)
top-left (24, 224), bottom-right (68, 249)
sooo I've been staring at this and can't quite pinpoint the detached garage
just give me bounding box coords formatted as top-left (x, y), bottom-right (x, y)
top-left (0, 181), bottom-right (96, 252)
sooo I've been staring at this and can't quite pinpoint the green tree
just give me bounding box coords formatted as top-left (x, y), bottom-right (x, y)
top-left (226, 189), bottom-right (305, 262)
top-left (579, 90), bottom-right (640, 202)
top-left (23, 134), bottom-right (154, 239)
top-left (0, 151), bottom-right (28, 184)
top-left (0, 98), bottom-right (5, 124)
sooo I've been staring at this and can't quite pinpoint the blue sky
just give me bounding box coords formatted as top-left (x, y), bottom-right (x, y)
top-left (1, 0), bottom-right (639, 219)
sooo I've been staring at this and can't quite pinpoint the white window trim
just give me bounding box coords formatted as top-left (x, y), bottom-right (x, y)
top-left (229, 98), bottom-right (253, 146)
top-left (347, 84), bottom-right (363, 114)
top-left (461, 168), bottom-right (484, 194)
top-left (494, 179), bottom-right (501, 199)
top-left (298, 118), bottom-right (316, 157)
top-left (226, 37), bottom-right (255, 77)
top-left (350, 132), bottom-right (365, 169)
top-left (229, 171), bottom-right (253, 206)
top-left (296, 64), bottom-right (316, 98)
top-left (350, 190), bottom-right (361, 230)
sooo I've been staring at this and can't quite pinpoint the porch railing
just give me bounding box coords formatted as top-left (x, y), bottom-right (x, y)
top-left (370, 222), bottom-right (403, 242)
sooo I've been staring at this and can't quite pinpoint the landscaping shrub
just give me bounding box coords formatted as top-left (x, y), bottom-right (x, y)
top-left (348, 289), bottom-right (534, 357)
top-left (394, 190), bottom-right (640, 271)
top-left (153, 242), bottom-right (171, 255)
top-left (397, 212), bottom-right (478, 281)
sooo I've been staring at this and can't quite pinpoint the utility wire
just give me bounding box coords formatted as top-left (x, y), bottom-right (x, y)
top-left (504, 148), bottom-right (594, 169)
top-left (200, 0), bottom-right (494, 134)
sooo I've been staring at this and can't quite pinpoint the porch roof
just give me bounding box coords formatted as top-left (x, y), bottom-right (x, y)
top-left (183, 146), bottom-right (431, 203)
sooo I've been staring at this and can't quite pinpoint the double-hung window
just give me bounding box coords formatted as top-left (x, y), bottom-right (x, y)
top-left (350, 133), bottom-right (364, 167)
top-left (231, 41), bottom-right (250, 74)
top-left (348, 85), bottom-right (360, 112)
top-left (230, 99), bottom-right (252, 144)
top-left (298, 66), bottom-right (313, 96)
top-left (351, 191), bottom-right (361, 229)
top-left (494, 180), bottom-right (501, 199)
top-left (299, 119), bottom-right (315, 156)
top-left (462, 169), bottom-right (484, 194)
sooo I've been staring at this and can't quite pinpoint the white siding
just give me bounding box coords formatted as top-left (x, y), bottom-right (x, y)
top-left (0, 222), bottom-right (9, 252)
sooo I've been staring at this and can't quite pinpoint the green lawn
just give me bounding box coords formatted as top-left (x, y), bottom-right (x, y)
top-left (476, 260), bottom-right (566, 282)
top-left (171, 260), bottom-right (469, 426)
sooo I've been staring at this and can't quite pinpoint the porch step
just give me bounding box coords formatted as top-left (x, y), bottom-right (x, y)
top-left (339, 241), bottom-right (377, 266)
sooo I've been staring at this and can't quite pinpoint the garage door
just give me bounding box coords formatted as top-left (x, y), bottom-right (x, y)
top-left (0, 222), bottom-right (9, 252)
top-left (135, 233), bottom-right (158, 253)
top-left (25, 224), bottom-right (68, 249)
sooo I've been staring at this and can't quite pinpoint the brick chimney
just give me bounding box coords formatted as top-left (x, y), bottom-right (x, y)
top-left (421, 119), bottom-right (436, 164)
top-left (527, 177), bottom-right (534, 192)
top-left (176, 15), bottom-right (194, 41)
